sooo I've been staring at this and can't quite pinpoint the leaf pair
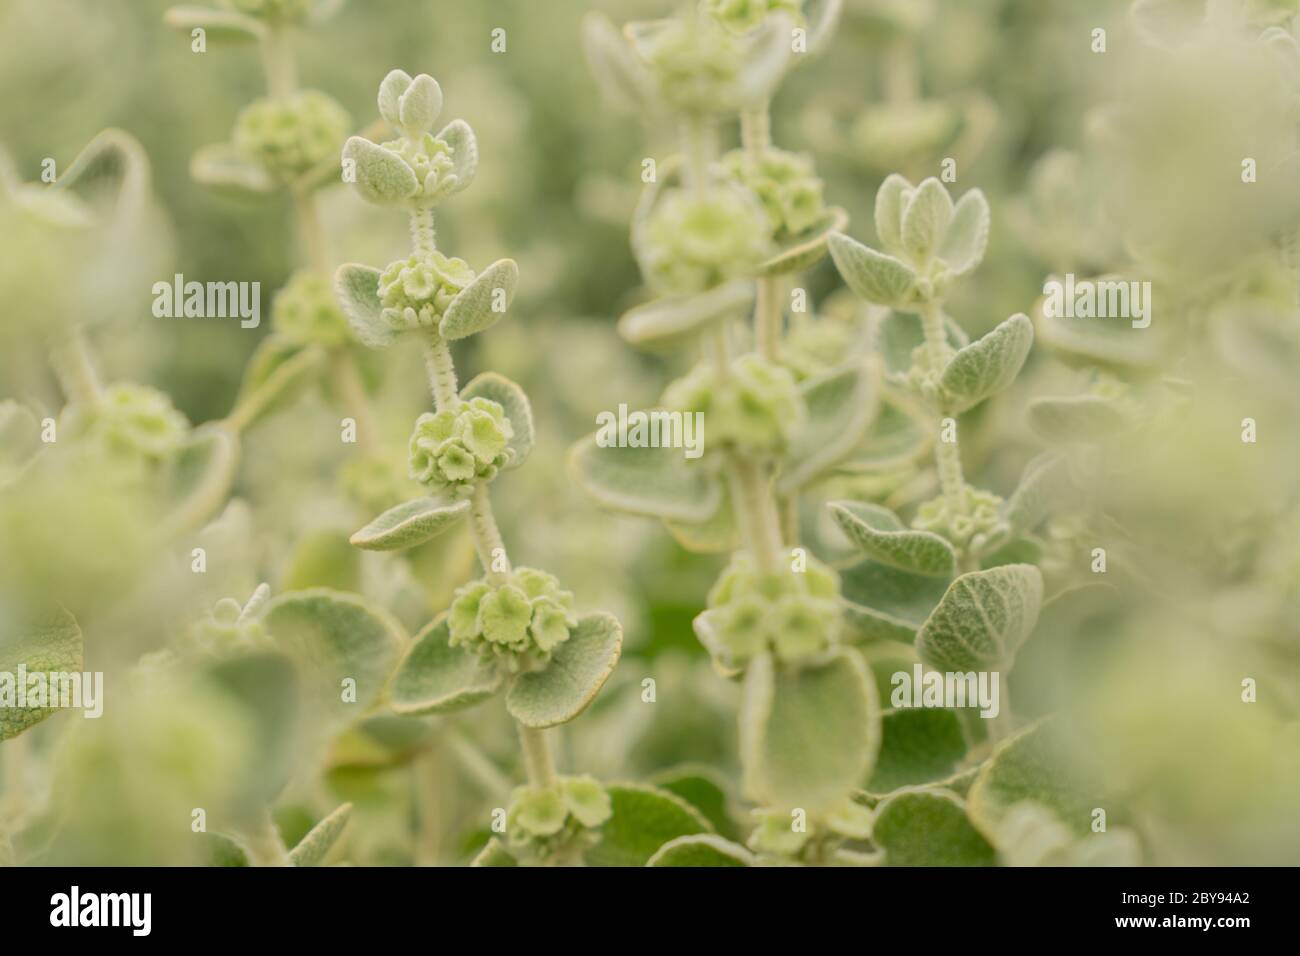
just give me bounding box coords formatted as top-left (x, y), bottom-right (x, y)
top-left (350, 373), bottom-right (533, 552)
top-left (334, 258), bottom-right (519, 349)
top-left (389, 613), bottom-right (623, 729)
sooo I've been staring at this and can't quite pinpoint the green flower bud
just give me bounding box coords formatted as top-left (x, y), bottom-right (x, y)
top-left (637, 17), bottom-right (747, 114)
top-left (407, 398), bottom-right (514, 497)
top-left (662, 354), bottom-right (804, 454)
top-left (61, 383), bottom-right (189, 479)
top-left (377, 133), bottom-right (461, 204)
top-left (703, 0), bottom-right (804, 36)
top-left (378, 251), bottom-right (475, 332)
top-left (637, 187), bottom-right (775, 295)
top-left (234, 90), bottom-right (350, 181)
top-left (721, 146), bottom-right (826, 239)
top-left (505, 775), bottom-right (611, 864)
top-left (447, 567), bottom-right (577, 667)
top-left (912, 484), bottom-right (1004, 551)
top-left (271, 269), bottom-right (352, 348)
top-left (699, 549), bottom-right (841, 666)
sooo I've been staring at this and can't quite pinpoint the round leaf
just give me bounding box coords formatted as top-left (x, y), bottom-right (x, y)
top-left (390, 617), bottom-right (502, 716)
top-left (439, 258), bottom-right (518, 341)
top-left (506, 612), bottom-right (622, 728)
top-left (900, 178), bottom-right (954, 262)
top-left (938, 313), bottom-right (1033, 414)
top-left (647, 834), bottom-right (754, 867)
top-left (461, 372), bottom-right (533, 470)
top-left (873, 788), bottom-right (996, 866)
top-left (342, 136), bottom-right (418, 205)
top-left (334, 264), bottom-right (395, 348)
top-left (568, 433), bottom-right (723, 523)
top-left (617, 279), bottom-right (753, 351)
top-left (584, 783), bottom-right (711, 867)
top-left (840, 557), bottom-right (952, 642)
top-left (916, 565), bottom-right (1043, 673)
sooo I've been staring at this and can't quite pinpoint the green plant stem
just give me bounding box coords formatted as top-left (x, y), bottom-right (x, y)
top-left (422, 332), bottom-right (461, 411)
top-left (293, 187), bottom-right (330, 276)
top-left (680, 115), bottom-right (718, 194)
top-left (468, 483), bottom-right (511, 585)
top-left (727, 452), bottom-right (784, 572)
top-left (740, 102), bottom-right (772, 155)
top-left (755, 274), bottom-right (783, 360)
top-left (517, 724), bottom-right (557, 789)
top-left (330, 348), bottom-right (380, 454)
top-left (883, 39), bottom-right (918, 104)
top-left (410, 208), bottom-right (436, 256)
top-left (244, 809), bottom-right (293, 867)
top-left (920, 299), bottom-right (967, 528)
top-left (261, 24), bottom-right (297, 99)
top-left (779, 492), bottom-right (800, 547)
top-left (49, 327), bottom-right (103, 407)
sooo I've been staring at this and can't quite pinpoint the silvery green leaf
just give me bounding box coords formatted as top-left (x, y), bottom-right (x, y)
top-left (872, 308), bottom-right (967, 378)
top-left (205, 651), bottom-right (299, 811)
top-left (916, 564), bottom-right (1043, 673)
top-left (740, 649), bottom-right (880, 812)
top-left (263, 589), bottom-right (405, 732)
top-left (53, 128), bottom-right (150, 221)
top-left (1026, 395), bottom-right (1127, 445)
top-left (397, 75), bottom-right (443, 136)
top-left (0, 607), bottom-right (82, 741)
top-left (1004, 452), bottom-right (1071, 533)
top-left (837, 397), bottom-right (931, 472)
top-left (231, 336), bottom-right (324, 430)
top-left (471, 838), bottom-right (518, 867)
top-left (582, 12), bottom-right (652, 110)
top-left (967, 719), bottom-right (1099, 843)
top-left (872, 788), bottom-right (996, 866)
top-left (342, 136), bottom-right (418, 205)
top-left (289, 803), bottom-right (352, 867)
top-left (777, 364), bottom-right (877, 493)
top-left (390, 617), bottom-right (502, 716)
top-left (805, 0), bottom-right (844, 54)
top-left (506, 612), bottom-right (622, 728)
top-left (828, 232), bottom-right (917, 308)
top-left (841, 558), bottom-right (952, 642)
top-left (648, 834), bottom-right (754, 867)
top-left (584, 784), bottom-right (712, 867)
top-left (936, 188), bottom-right (990, 277)
top-left (568, 434), bottom-right (723, 522)
top-left (161, 424), bottom-right (240, 538)
top-left (756, 206), bottom-right (849, 276)
top-left (939, 313), bottom-right (1033, 413)
top-left (164, 5), bottom-right (266, 41)
top-left (205, 833), bottom-right (250, 867)
top-left (191, 143), bottom-right (275, 197)
top-left (665, 484), bottom-right (739, 554)
top-left (334, 263), bottom-right (395, 348)
top-left (618, 279), bottom-right (754, 350)
top-left (461, 372), bottom-right (533, 469)
top-left (433, 119), bottom-right (478, 196)
top-left (874, 174), bottom-right (913, 257)
top-left (651, 765), bottom-right (742, 841)
top-left (439, 258), bottom-right (518, 340)
top-left (900, 178), bottom-right (954, 262)
top-left (377, 69), bottom-right (413, 128)
top-left (349, 496), bottom-right (471, 552)
top-left (867, 707), bottom-right (968, 794)
top-left (829, 501), bottom-right (957, 576)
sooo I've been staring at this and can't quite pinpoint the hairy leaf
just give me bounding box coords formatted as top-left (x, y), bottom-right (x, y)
top-left (584, 783), bottom-right (711, 867)
top-left (937, 189), bottom-right (990, 276)
top-left (647, 834), bottom-right (754, 867)
top-left (618, 279), bottom-right (753, 350)
top-left (0, 607), bottom-right (83, 741)
top-left (390, 617), bottom-right (502, 716)
top-left (342, 136), bottom-right (418, 205)
top-left (916, 565), bottom-right (1043, 673)
top-left (190, 143), bottom-right (275, 197)
top-left (289, 803), bottom-right (352, 866)
top-left (568, 434), bottom-right (722, 522)
top-left (506, 613), bottom-right (622, 728)
top-left (828, 233), bottom-right (917, 308)
top-left (900, 178), bottom-right (954, 262)
top-left (440, 258), bottom-right (519, 340)
top-left (829, 501), bottom-right (957, 576)
top-left (757, 206), bottom-right (849, 276)
top-left (652, 764), bottom-right (741, 841)
top-left (867, 707), bottom-right (968, 794)
top-left (778, 364), bottom-right (877, 493)
top-left (841, 558), bottom-right (952, 642)
top-left (334, 264), bottom-right (395, 348)
top-left (1026, 395), bottom-right (1127, 445)
top-left (873, 789), bottom-right (996, 866)
top-left (1004, 452), bottom-right (1071, 534)
top-left (939, 313), bottom-right (1033, 413)
top-left (350, 497), bottom-right (470, 552)
top-left (461, 372), bottom-right (534, 470)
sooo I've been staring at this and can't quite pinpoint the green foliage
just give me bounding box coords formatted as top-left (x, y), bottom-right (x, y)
top-left (288, 803), bottom-right (352, 866)
top-left (505, 613), bottom-right (623, 728)
top-left (871, 789), bottom-right (996, 866)
top-left (916, 565), bottom-right (1043, 673)
top-left (0, 607), bottom-right (82, 740)
top-left (584, 783), bottom-right (712, 867)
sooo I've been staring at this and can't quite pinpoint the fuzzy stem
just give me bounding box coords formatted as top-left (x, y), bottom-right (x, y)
top-left (920, 299), bottom-right (967, 526)
top-left (778, 492), bottom-right (800, 548)
top-left (727, 452), bottom-right (784, 572)
top-left (422, 333), bottom-right (461, 411)
top-left (680, 115), bottom-right (718, 194)
top-left (883, 39), bottom-right (918, 104)
top-left (49, 327), bottom-right (103, 407)
top-left (740, 103), bottom-right (772, 155)
top-left (469, 483), bottom-right (511, 585)
top-left (409, 208), bottom-right (436, 256)
top-left (517, 724), bottom-right (557, 789)
top-left (224, 344), bottom-right (325, 434)
top-left (330, 349), bottom-right (379, 454)
top-left (244, 809), bottom-right (293, 867)
top-left (293, 188), bottom-right (330, 276)
top-left (755, 275), bottom-right (783, 361)
top-left (261, 25), bottom-right (297, 99)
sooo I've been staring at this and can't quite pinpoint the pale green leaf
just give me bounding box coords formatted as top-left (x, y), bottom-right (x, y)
top-left (828, 232), bottom-right (917, 308)
top-left (840, 558), bottom-right (952, 642)
top-left (334, 264), bottom-right (395, 348)
top-left (756, 206), bottom-right (849, 276)
top-left (874, 173), bottom-right (912, 256)
top-left (740, 649), bottom-right (880, 812)
top-left (584, 783), bottom-right (711, 867)
top-left (872, 308), bottom-right (968, 378)
top-left (829, 501), bottom-right (956, 576)
top-left (461, 372), bottom-right (534, 470)
top-left (390, 617), bottom-right (502, 716)
top-left (916, 564), bottom-right (1043, 673)
top-left (867, 707), bottom-right (968, 794)
top-left (262, 589), bottom-right (405, 731)
top-left (651, 764), bottom-right (742, 841)
top-left (397, 75), bottom-right (443, 135)
top-left (568, 433), bottom-right (722, 523)
top-left (342, 136), bottom-right (418, 205)
top-left (282, 530), bottom-right (360, 593)
top-left (434, 119), bottom-right (478, 197)
top-left (900, 178), bottom-right (954, 262)
top-left (665, 483), bottom-right (739, 554)
top-left (350, 497), bottom-right (470, 552)
top-left (872, 788), bottom-right (996, 866)
top-left (506, 612), bottom-right (622, 728)
top-left (647, 834), bottom-right (754, 867)
top-left (939, 313), bottom-right (1033, 414)
top-left (937, 188), bottom-right (990, 277)
top-left (161, 423), bottom-right (240, 538)
top-left (377, 69), bottom-right (412, 127)
top-left (289, 803), bottom-right (352, 867)
top-left (617, 279), bottom-right (753, 350)
top-left (190, 142), bottom-right (275, 196)
top-left (439, 258), bottom-right (518, 340)
top-left (1004, 452), bottom-right (1071, 534)
top-left (205, 651), bottom-right (299, 810)
top-left (777, 364), bottom-right (877, 493)
top-left (1033, 289), bottom-right (1164, 370)
top-left (0, 607), bottom-right (83, 741)
top-left (1026, 395), bottom-right (1127, 445)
